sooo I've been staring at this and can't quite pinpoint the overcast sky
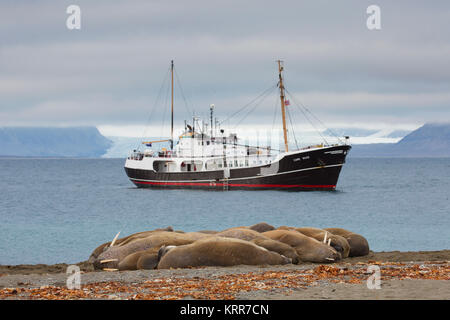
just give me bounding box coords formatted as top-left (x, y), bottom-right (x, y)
top-left (1, 0), bottom-right (449, 137)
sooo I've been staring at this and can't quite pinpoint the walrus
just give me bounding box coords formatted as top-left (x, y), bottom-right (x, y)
top-left (183, 232), bottom-right (214, 240)
top-left (262, 230), bottom-right (341, 263)
top-left (216, 228), bottom-right (299, 263)
top-left (157, 237), bottom-right (292, 269)
top-left (115, 227), bottom-right (175, 247)
top-left (136, 251), bottom-right (161, 270)
top-left (197, 230), bottom-right (219, 234)
top-left (277, 226), bottom-right (296, 231)
top-left (291, 227), bottom-right (351, 259)
top-left (248, 222), bottom-right (275, 233)
top-left (216, 228), bottom-right (264, 241)
top-left (324, 228), bottom-right (370, 257)
top-left (88, 226), bottom-right (174, 262)
top-left (251, 238), bottom-right (300, 264)
top-left (118, 247), bottom-right (160, 271)
top-left (94, 231), bottom-right (209, 269)
top-left (220, 222), bottom-right (275, 234)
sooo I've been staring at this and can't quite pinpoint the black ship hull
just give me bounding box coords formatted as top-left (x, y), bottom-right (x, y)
top-left (124, 145), bottom-right (351, 191)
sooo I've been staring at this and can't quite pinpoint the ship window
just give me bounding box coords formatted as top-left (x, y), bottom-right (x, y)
top-left (234, 160), bottom-right (238, 167)
top-left (245, 160), bottom-right (249, 166)
top-left (153, 161), bottom-right (176, 172)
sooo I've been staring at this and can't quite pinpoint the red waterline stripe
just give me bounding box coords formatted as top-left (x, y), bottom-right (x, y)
top-left (132, 180), bottom-right (335, 188)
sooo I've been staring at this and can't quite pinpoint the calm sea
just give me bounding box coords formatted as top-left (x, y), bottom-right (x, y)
top-left (0, 157), bottom-right (449, 265)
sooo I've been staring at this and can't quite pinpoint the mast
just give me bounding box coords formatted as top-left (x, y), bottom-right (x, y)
top-left (171, 60), bottom-right (174, 151)
top-left (277, 60), bottom-right (289, 153)
top-left (210, 104), bottom-right (214, 138)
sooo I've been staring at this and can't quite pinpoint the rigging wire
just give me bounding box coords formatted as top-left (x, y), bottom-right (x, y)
top-left (286, 106), bottom-right (299, 149)
top-left (218, 83), bottom-right (278, 127)
top-left (268, 93), bottom-right (279, 152)
top-left (232, 85), bottom-right (278, 130)
top-left (137, 66), bottom-right (171, 150)
top-left (174, 68), bottom-right (193, 118)
top-left (271, 93), bottom-right (279, 138)
top-left (286, 95), bottom-right (306, 148)
top-left (138, 65), bottom-right (194, 151)
top-left (159, 74), bottom-right (171, 141)
top-left (284, 89), bottom-right (330, 145)
top-left (285, 88), bottom-right (343, 144)
top-left (137, 64), bottom-right (343, 154)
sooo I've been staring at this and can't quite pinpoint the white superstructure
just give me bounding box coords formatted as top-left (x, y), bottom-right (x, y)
top-left (126, 129), bottom-right (278, 173)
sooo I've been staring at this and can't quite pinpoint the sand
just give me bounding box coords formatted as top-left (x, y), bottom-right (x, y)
top-left (0, 250), bottom-right (449, 300)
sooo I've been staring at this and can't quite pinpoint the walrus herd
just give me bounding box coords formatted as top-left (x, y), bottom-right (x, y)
top-left (88, 223), bottom-right (370, 271)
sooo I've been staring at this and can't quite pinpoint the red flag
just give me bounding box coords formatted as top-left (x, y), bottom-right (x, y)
top-left (284, 99), bottom-right (290, 106)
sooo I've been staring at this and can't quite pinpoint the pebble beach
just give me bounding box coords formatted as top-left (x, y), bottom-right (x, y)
top-left (1, 250), bottom-right (448, 300)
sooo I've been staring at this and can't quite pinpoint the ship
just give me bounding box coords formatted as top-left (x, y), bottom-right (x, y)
top-left (124, 60), bottom-right (351, 191)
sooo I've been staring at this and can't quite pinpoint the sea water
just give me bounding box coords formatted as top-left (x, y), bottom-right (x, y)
top-left (0, 157), bottom-right (449, 265)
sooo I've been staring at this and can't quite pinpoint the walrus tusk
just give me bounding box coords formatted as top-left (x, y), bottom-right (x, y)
top-left (328, 239), bottom-right (331, 246)
top-left (110, 231), bottom-right (121, 247)
top-left (100, 259), bottom-right (118, 264)
top-left (325, 257), bottom-right (334, 261)
top-left (103, 268), bottom-right (119, 272)
top-left (323, 231), bottom-right (328, 244)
